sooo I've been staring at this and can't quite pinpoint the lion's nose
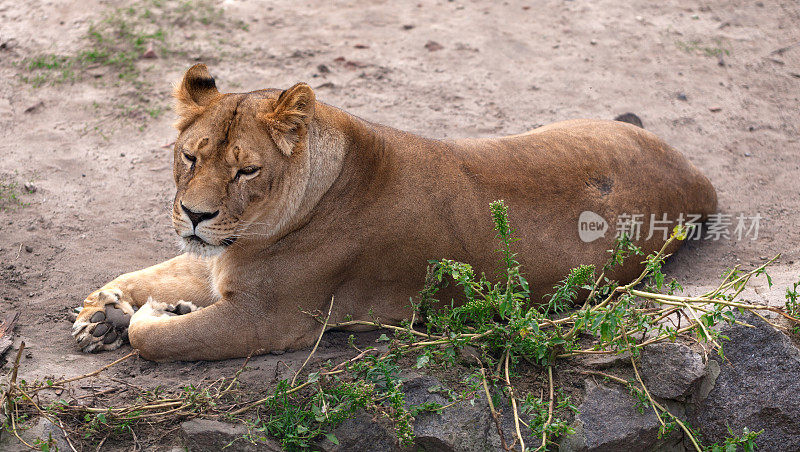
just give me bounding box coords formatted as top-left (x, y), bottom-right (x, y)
top-left (181, 203), bottom-right (219, 229)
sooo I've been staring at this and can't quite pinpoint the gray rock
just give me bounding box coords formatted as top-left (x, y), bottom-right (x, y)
top-left (319, 373), bottom-right (530, 452)
top-left (180, 419), bottom-right (282, 451)
top-left (569, 351), bottom-right (631, 370)
top-left (406, 374), bottom-right (506, 452)
top-left (687, 313), bottom-right (800, 451)
top-left (559, 382), bottom-right (682, 452)
top-left (639, 342), bottom-right (706, 401)
top-left (316, 411), bottom-right (399, 452)
top-left (0, 418), bottom-right (70, 452)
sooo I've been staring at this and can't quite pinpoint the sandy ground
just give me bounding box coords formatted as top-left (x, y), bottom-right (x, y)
top-left (0, 0), bottom-right (799, 447)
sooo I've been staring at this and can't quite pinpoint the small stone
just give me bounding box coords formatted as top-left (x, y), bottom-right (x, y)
top-left (23, 182), bottom-right (36, 193)
top-left (424, 41), bottom-right (444, 52)
top-left (744, 152), bottom-right (752, 157)
top-left (24, 245), bottom-right (33, 253)
top-left (677, 92), bottom-right (688, 101)
top-left (590, 39), bottom-right (598, 45)
top-left (402, 24), bottom-right (415, 30)
top-left (317, 64), bottom-right (330, 74)
top-left (141, 44), bottom-right (157, 59)
top-left (24, 101), bottom-right (44, 113)
top-left (709, 106), bottom-right (722, 112)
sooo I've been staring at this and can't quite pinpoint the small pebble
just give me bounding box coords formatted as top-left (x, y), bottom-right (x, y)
top-left (677, 93), bottom-right (687, 101)
top-left (744, 152), bottom-right (752, 157)
top-left (24, 245), bottom-right (33, 253)
top-left (424, 41), bottom-right (444, 52)
top-left (141, 45), bottom-right (157, 59)
top-left (23, 182), bottom-right (37, 193)
top-left (709, 106), bottom-right (722, 112)
top-left (590, 39), bottom-right (597, 45)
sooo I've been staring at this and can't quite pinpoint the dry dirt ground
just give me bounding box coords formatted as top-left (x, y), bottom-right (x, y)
top-left (0, 0), bottom-right (799, 449)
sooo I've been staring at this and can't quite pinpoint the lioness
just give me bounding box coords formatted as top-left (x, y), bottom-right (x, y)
top-left (71, 64), bottom-right (716, 361)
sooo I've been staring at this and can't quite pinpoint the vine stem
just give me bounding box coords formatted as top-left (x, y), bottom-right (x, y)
top-left (504, 350), bottom-right (525, 452)
top-left (292, 295), bottom-right (334, 386)
top-left (535, 366), bottom-right (555, 452)
top-left (478, 359), bottom-right (509, 451)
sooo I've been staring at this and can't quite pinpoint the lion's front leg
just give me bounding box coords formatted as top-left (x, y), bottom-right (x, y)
top-left (127, 297), bottom-right (320, 362)
top-left (72, 254), bottom-right (215, 353)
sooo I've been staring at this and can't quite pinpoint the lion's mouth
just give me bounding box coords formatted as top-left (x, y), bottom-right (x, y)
top-left (185, 234), bottom-right (237, 247)
top-left (186, 234), bottom-right (207, 245)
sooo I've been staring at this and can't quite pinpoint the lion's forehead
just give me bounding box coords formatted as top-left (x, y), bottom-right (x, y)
top-left (180, 104), bottom-right (268, 164)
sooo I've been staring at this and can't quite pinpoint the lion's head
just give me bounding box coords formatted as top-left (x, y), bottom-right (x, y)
top-left (170, 64), bottom-right (319, 256)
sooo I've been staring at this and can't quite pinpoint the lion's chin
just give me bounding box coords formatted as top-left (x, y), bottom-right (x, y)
top-left (179, 235), bottom-right (228, 258)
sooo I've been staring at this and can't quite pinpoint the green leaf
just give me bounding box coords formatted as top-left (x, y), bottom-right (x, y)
top-left (326, 433), bottom-right (340, 445)
top-left (377, 334), bottom-right (390, 342)
top-left (416, 355), bottom-right (430, 368)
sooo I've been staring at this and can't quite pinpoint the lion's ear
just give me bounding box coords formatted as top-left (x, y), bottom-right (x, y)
top-left (173, 64), bottom-right (221, 130)
top-left (258, 83), bottom-right (315, 157)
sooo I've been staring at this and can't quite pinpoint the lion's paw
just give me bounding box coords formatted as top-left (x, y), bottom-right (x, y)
top-left (130, 298), bottom-right (199, 326)
top-left (72, 289), bottom-right (135, 353)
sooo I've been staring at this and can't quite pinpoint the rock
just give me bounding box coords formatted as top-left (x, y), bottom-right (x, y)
top-left (572, 351), bottom-right (632, 370)
top-left (23, 101), bottom-right (44, 113)
top-left (180, 419), bottom-right (282, 451)
top-left (141, 44), bottom-right (157, 59)
top-left (559, 382), bottom-right (683, 451)
top-left (639, 342), bottom-right (706, 401)
top-left (0, 418), bottom-right (70, 452)
top-left (320, 373), bottom-right (529, 451)
top-left (405, 374), bottom-right (509, 451)
top-left (316, 411), bottom-right (399, 452)
top-left (424, 41), bottom-right (444, 52)
top-left (687, 313), bottom-right (800, 450)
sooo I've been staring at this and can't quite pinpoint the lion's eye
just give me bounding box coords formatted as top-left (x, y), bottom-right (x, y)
top-left (236, 166), bottom-right (261, 179)
top-left (182, 152), bottom-right (197, 165)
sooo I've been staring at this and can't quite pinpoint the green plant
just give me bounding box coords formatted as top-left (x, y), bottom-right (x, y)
top-left (785, 278), bottom-right (800, 334)
top-left (675, 38), bottom-right (731, 58)
top-left (0, 175), bottom-right (32, 210)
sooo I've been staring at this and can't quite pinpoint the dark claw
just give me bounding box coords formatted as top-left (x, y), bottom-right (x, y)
top-left (103, 329), bottom-right (118, 344)
top-left (90, 311), bottom-right (106, 323)
top-left (92, 323), bottom-right (110, 337)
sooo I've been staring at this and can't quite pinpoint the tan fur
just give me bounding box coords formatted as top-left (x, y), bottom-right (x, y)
top-left (73, 65), bottom-right (717, 361)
